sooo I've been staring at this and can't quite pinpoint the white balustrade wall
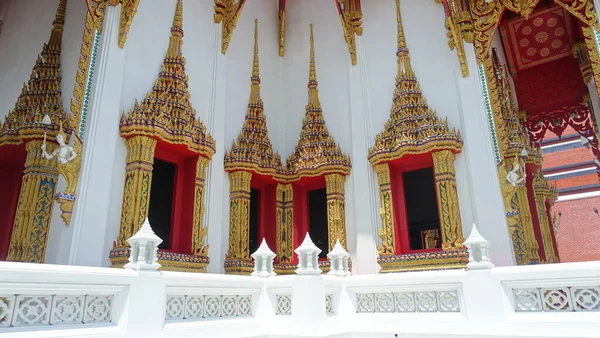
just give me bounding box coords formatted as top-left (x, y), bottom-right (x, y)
top-left (0, 261), bottom-right (599, 338)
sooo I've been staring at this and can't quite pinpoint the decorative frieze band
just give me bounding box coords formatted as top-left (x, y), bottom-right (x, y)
top-left (165, 294), bottom-right (253, 321)
top-left (0, 294), bottom-right (113, 328)
top-left (355, 290), bottom-right (460, 313)
top-left (513, 286), bottom-right (600, 312)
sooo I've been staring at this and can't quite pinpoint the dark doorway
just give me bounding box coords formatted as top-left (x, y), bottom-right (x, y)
top-left (0, 146), bottom-right (27, 261)
top-left (249, 188), bottom-right (260, 255)
top-left (308, 188), bottom-right (328, 258)
top-left (402, 167), bottom-right (441, 250)
top-left (148, 158), bottom-right (176, 250)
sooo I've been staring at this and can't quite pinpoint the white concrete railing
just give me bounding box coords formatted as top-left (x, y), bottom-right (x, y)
top-left (1, 261), bottom-right (599, 338)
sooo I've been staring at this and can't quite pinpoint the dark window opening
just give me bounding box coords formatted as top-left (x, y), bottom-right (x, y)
top-left (249, 188), bottom-right (260, 255)
top-left (402, 167), bottom-right (441, 251)
top-left (148, 158), bottom-right (176, 250)
top-left (308, 188), bottom-right (328, 258)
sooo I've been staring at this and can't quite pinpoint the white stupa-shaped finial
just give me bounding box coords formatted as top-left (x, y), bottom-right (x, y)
top-left (124, 218), bottom-right (162, 271)
top-left (294, 233), bottom-right (322, 275)
top-left (251, 239), bottom-right (277, 278)
top-left (327, 240), bottom-right (351, 277)
top-left (464, 223), bottom-right (494, 270)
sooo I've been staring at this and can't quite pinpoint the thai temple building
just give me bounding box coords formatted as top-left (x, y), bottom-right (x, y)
top-left (0, 0), bottom-right (599, 337)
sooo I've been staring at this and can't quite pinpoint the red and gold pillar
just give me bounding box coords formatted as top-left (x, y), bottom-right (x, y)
top-left (7, 140), bottom-right (59, 263)
top-left (191, 156), bottom-right (210, 256)
top-left (325, 173), bottom-right (347, 250)
top-left (224, 170), bottom-right (252, 274)
top-left (116, 136), bottom-right (157, 248)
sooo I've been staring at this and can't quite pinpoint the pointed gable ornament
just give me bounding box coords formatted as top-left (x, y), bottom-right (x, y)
top-left (224, 19), bottom-right (282, 177)
top-left (367, 0), bottom-right (462, 166)
top-left (120, 0), bottom-right (215, 159)
top-left (285, 24), bottom-right (351, 178)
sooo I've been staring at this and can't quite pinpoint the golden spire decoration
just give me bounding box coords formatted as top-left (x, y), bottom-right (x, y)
top-left (285, 24), bottom-right (351, 177)
top-left (224, 19), bottom-right (282, 175)
top-left (120, 0), bottom-right (215, 158)
top-left (367, 0), bottom-right (462, 166)
top-left (0, 0), bottom-right (69, 146)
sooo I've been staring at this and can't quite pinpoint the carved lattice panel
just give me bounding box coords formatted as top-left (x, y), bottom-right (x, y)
top-left (0, 294), bottom-right (114, 328)
top-left (165, 296), bottom-right (185, 320)
top-left (50, 295), bottom-right (85, 325)
top-left (0, 295), bottom-right (15, 327)
top-left (325, 294), bottom-right (334, 315)
top-left (356, 291), bottom-right (459, 313)
top-left (165, 294), bottom-right (254, 321)
top-left (12, 295), bottom-right (52, 326)
top-left (83, 295), bottom-right (112, 323)
top-left (513, 286), bottom-right (600, 312)
top-left (276, 294), bottom-right (292, 315)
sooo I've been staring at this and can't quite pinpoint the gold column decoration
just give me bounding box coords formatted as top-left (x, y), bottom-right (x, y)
top-left (374, 163), bottom-right (396, 256)
top-left (116, 135), bottom-right (157, 248)
top-left (7, 141), bottom-right (59, 263)
top-left (485, 48), bottom-right (544, 265)
top-left (432, 150), bottom-right (464, 250)
top-left (214, 0), bottom-right (245, 55)
top-left (276, 184), bottom-right (293, 264)
top-left (436, 0), bottom-right (474, 77)
top-left (498, 156), bottom-right (540, 264)
top-left (225, 171), bottom-right (252, 274)
top-left (325, 174), bottom-right (347, 250)
top-left (368, 0), bottom-right (466, 273)
top-left (573, 41), bottom-right (593, 84)
top-left (278, 0), bottom-right (286, 57)
top-left (85, 0), bottom-right (139, 48)
top-left (117, 0), bottom-right (139, 48)
top-left (335, 0), bottom-right (363, 65)
top-left (192, 156), bottom-right (210, 256)
top-left (532, 171), bottom-right (559, 263)
top-left (468, 0), bottom-right (504, 63)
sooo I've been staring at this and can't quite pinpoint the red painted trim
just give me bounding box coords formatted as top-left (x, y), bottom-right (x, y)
top-left (251, 175), bottom-right (278, 253)
top-left (334, 0), bottom-right (342, 15)
top-left (0, 145), bottom-right (26, 260)
top-left (390, 167), bottom-right (407, 254)
top-left (526, 163), bottom-right (546, 262)
top-left (265, 184), bottom-right (277, 251)
top-left (153, 143), bottom-right (199, 254)
top-left (292, 185), bottom-right (306, 264)
top-left (388, 154), bottom-right (441, 255)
